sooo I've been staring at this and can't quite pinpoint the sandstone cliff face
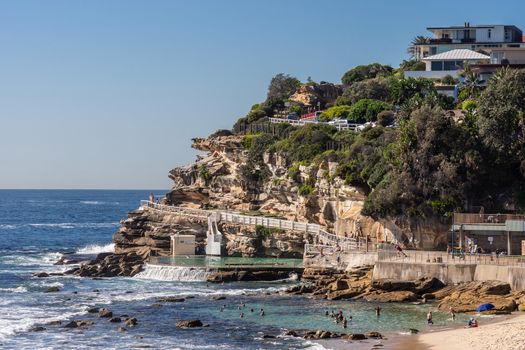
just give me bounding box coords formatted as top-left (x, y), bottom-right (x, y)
top-left (110, 133), bottom-right (448, 260)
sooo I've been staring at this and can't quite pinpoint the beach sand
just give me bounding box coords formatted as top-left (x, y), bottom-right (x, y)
top-left (396, 313), bottom-right (525, 350)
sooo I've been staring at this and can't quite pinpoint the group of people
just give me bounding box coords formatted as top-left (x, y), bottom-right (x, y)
top-left (219, 303), bottom-right (265, 318)
top-left (326, 309), bottom-right (351, 329)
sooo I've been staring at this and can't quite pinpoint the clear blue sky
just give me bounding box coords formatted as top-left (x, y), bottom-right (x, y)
top-left (1, 0), bottom-right (523, 189)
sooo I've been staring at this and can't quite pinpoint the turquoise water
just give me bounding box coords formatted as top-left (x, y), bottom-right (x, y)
top-left (0, 190), bottom-right (495, 349)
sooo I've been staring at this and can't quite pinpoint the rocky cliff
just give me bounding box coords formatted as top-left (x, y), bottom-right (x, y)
top-left (120, 133), bottom-right (451, 258)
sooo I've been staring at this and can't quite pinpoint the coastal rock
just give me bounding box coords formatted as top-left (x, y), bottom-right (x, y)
top-left (109, 317), bottom-right (122, 323)
top-left (518, 303), bottom-right (525, 312)
top-left (176, 320), bottom-right (203, 328)
top-left (47, 320), bottom-right (62, 326)
top-left (157, 297), bottom-right (185, 302)
top-left (125, 317), bottom-right (138, 326)
top-left (437, 281), bottom-right (517, 313)
top-left (29, 326), bottom-right (46, 332)
top-left (363, 291), bottom-right (418, 303)
top-left (87, 307), bottom-right (99, 313)
top-left (34, 272), bottom-right (50, 278)
top-left (118, 327), bottom-right (127, 332)
top-left (63, 320), bottom-right (94, 329)
top-left (366, 331), bottom-right (382, 338)
top-left (283, 330), bottom-right (298, 337)
top-left (44, 286), bottom-right (60, 293)
top-left (343, 333), bottom-right (367, 340)
top-left (98, 308), bottom-right (113, 318)
top-left (262, 334), bottom-right (276, 339)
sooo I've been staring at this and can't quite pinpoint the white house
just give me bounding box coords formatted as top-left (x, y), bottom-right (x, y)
top-left (405, 49), bottom-right (489, 79)
top-left (414, 23), bottom-right (524, 60)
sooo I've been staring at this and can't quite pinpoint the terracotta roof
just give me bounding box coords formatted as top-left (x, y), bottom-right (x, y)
top-left (423, 49), bottom-right (490, 61)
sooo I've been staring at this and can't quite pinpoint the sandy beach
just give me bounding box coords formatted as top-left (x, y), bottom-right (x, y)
top-left (397, 313), bottom-right (525, 350)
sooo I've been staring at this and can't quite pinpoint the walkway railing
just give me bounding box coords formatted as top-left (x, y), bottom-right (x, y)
top-left (453, 212), bottom-right (525, 225)
top-left (140, 200), bottom-right (370, 252)
top-left (268, 117), bottom-right (363, 132)
top-left (377, 248), bottom-right (525, 267)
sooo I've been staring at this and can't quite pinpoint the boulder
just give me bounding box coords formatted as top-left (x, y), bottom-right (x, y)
top-left (364, 291), bottom-right (418, 303)
top-left (176, 320), bottom-right (203, 328)
top-left (98, 308), bottom-right (113, 318)
top-left (371, 280), bottom-right (415, 292)
top-left (47, 320), bottom-right (62, 326)
top-left (414, 277), bottom-right (445, 294)
top-left (211, 296), bottom-right (226, 301)
top-left (518, 303), bottom-right (525, 312)
top-left (366, 331), bottom-right (382, 338)
top-left (34, 272), bottom-right (50, 278)
top-left (157, 297), bottom-right (185, 303)
top-left (283, 330), bottom-right (298, 337)
top-left (87, 307), bottom-right (99, 314)
top-left (262, 334), bottom-right (276, 339)
top-left (44, 286), bottom-right (60, 293)
top-left (109, 317), bottom-right (122, 323)
top-left (125, 318), bottom-right (138, 326)
top-left (29, 326), bottom-right (46, 332)
top-left (343, 333), bottom-right (367, 340)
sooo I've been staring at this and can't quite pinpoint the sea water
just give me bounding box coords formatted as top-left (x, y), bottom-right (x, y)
top-left (0, 190), bottom-right (472, 350)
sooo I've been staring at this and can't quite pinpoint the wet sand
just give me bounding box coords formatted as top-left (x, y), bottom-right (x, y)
top-left (394, 313), bottom-right (525, 350)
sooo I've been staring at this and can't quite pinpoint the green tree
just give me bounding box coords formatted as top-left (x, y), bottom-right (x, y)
top-left (267, 73), bottom-right (301, 103)
top-left (477, 68), bottom-right (525, 159)
top-left (319, 105), bottom-right (353, 121)
top-left (399, 59), bottom-right (426, 71)
top-left (341, 63), bottom-right (393, 86)
top-left (406, 36), bottom-right (430, 60)
top-left (348, 99), bottom-right (392, 123)
top-left (336, 77), bottom-right (391, 105)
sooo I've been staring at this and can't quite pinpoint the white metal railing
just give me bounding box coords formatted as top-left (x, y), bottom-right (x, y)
top-left (377, 248), bottom-right (525, 267)
top-left (268, 117), bottom-right (363, 132)
top-left (140, 200), bottom-right (370, 252)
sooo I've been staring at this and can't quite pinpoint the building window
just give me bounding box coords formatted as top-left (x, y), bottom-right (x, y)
top-left (444, 61), bottom-right (458, 70)
top-left (488, 29), bottom-right (491, 39)
top-left (431, 61), bottom-right (443, 71)
top-left (505, 30), bottom-right (510, 41)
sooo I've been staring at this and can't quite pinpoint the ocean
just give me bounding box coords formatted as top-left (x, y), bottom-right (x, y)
top-left (0, 190), bottom-right (469, 350)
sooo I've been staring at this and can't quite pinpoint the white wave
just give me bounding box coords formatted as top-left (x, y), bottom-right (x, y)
top-left (81, 200), bottom-right (120, 205)
top-left (0, 286), bottom-right (28, 293)
top-left (28, 222), bottom-right (119, 229)
top-left (303, 341), bottom-right (330, 350)
top-left (76, 243), bottom-right (115, 254)
top-left (135, 265), bottom-right (211, 282)
top-left (29, 223), bottom-right (75, 229)
top-left (0, 224), bottom-right (16, 229)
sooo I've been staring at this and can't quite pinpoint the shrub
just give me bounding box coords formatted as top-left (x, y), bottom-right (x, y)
top-left (242, 133), bottom-right (262, 149)
top-left (336, 78), bottom-right (391, 105)
top-left (319, 105), bottom-right (352, 121)
top-left (298, 184), bottom-right (315, 196)
top-left (199, 165), bottom-right (210, 181)
top-left (348, 99), bottom-right (392, 123)
top-left (341, 63), bottom-right (393, 86)
top-left (377, 110), bottom-right (395, 126)
top-left (461, 99), bottom-right (477, 111)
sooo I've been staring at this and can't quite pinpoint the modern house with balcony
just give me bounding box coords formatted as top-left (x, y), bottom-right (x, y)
top-left (471, 47), bottom-right (525, 81)
top-left (414, 23), bottom-right (524, 60)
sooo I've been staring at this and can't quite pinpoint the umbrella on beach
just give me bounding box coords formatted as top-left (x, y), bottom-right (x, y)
top-left (475, 303), bottom-right (495, 312)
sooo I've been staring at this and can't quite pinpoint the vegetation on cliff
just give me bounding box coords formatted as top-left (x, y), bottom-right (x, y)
top-left (230, 63), bottom-right (525, 219)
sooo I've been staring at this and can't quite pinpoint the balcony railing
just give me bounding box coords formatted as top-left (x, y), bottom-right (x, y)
top-left (453, 213), bottom-right (525, 225)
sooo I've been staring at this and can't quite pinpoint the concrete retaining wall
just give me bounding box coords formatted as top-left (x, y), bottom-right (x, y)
top-left (374, 262), bottom-right (525, 291)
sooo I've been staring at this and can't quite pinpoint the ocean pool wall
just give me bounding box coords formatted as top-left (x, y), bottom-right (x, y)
top-left (373, 261), bottom-right (525, 291)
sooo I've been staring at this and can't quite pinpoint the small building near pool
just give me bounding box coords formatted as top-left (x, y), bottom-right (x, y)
top-left (171, 234), bottom-right (196, 256)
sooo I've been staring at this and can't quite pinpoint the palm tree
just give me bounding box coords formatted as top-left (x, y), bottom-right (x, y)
top-left (407, 36), bottom-right (430, 60)
top-left (460, 61), bottom-right (484, 97)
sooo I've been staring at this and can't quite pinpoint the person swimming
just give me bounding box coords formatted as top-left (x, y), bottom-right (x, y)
top-left (260, 308), bottom-right (265, 316)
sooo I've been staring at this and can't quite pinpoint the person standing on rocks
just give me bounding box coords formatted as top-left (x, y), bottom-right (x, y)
top-left (149, 192), bottom-right (154, 203)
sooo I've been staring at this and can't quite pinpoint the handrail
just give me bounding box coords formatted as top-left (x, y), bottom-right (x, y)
top-left (268, 117), bottom-right (363, 132)
top-left (140, 200), bottom-right (370, 252)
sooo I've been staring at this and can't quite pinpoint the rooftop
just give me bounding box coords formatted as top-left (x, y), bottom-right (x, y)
top-left (427, 24), bottom-right (521, 31)
top-left (423, 49), bottom-right (490, 61)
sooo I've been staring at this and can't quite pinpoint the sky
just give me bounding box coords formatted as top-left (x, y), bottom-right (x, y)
top-left (1, 0), bottom-right (524, 189)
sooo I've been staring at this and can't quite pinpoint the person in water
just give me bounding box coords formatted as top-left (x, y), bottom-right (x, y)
top-left (427, 311), bottom-right (434, 325)
top-left (375, 305), bottom-right (381, 316)
top-left (260, 308), bottom-right (265, 316)
top-left (342, 317), bottom-right (347, 329)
